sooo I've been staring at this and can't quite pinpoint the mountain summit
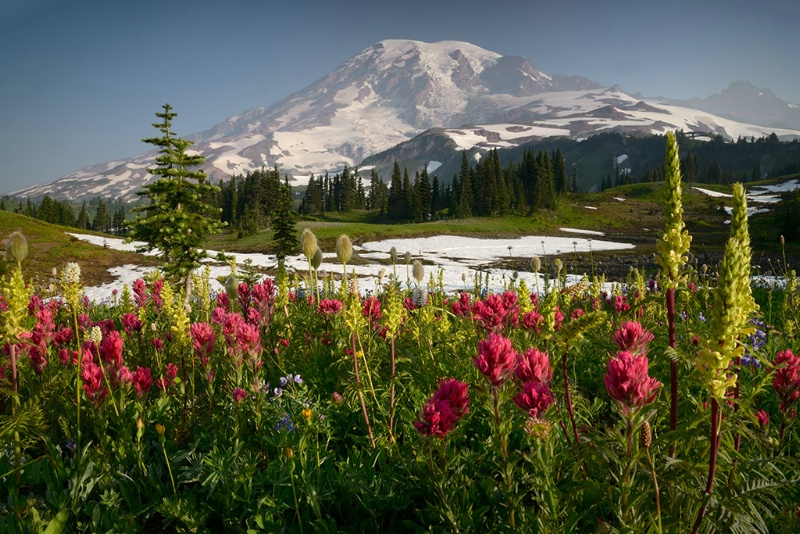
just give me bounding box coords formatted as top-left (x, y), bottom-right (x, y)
top-left (10, 40), bottom-right (800, 201)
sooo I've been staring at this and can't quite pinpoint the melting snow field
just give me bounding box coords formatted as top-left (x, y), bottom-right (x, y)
top-left (693, 178), bottom-right (800, 223)
top-left (68, 232), bottom-right (635, 303)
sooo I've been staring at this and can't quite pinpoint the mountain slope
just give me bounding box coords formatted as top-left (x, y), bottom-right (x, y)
top-left (9, 40), bottom-right (800, 202)
top-left (665, 80), bottom-right (800, 130)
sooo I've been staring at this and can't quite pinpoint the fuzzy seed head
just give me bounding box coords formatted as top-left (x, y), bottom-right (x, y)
top-left (336, 234), bottom-right (353, 264)
top-left (412, 259), bottom-right (425, 284)
top-left (404, 251), bottom-right (412, 264)
top-left (6, 231), bottom-right (28, 263)
top-left (300, 229), bottom-right (318, 259)
top-left (532, 256), bottom-right (541, 273)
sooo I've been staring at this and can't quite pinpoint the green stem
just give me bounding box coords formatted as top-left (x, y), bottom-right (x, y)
top-left (645, 446), bottom-right (663, 533)
top-left (622, 417), bottom-right (633, 524)
top-left (162, 442), bottom-right (177, 495)
top-left (491, 386), bottom-right (515, 528)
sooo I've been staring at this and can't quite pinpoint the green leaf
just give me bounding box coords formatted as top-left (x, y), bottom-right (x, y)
top-left (43, 509), bottom-right (70, 534)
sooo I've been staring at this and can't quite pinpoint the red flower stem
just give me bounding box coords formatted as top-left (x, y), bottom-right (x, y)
top-left (667, 287), bottom-right (678, 458)
top-left (352, 333), bottom-right (375, 448)
top-left (10, 344), bottom-right (21, 484)
top-left (389, 336), bottom-right (396, 442)
top-left (691, 398), bottom-right (720, 534)
top-left (559, 420), bottom-right (573, 446)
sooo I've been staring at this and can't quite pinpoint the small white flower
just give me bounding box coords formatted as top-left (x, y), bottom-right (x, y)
top-left (61, 262), bottom-right (82, 285)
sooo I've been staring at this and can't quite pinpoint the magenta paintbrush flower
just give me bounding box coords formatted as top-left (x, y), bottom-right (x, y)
top-left (414, 378), bottom-right (469, 438)
top-left (318, 298), bottom-right (343, 316)
top-left (515, 348), bottom-right (552, 384)
top-left (474, 333), bottom-right (518, 387)
top-left (513, 380), bottom-right (555, 418)
top-left (772, 349), bottom-right (800, 413)
top-left (190, 322), bottom-right (216, 359)
top-left (613, 321), bottom-right (655, 356)
top-left (604, 350), bottom-right (660, 415)
top-left (99, 329), bottom-right (124, 369)
top-left (131, 366), bottom-right (152, 398)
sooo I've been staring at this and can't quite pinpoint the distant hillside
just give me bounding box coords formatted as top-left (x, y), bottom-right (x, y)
top-left (0, 211), bottom-right (156, 287)
top-left (364, 131), bottom-right (800, 193)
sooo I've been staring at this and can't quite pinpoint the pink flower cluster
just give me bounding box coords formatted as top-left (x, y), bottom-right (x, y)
top-left (604, 322), bottom-right (659, 415)
top-left (318, 299), bottom-right (343, 316)
top-left (772, 349), bottom-right (800, 414)
top-left (471, 292), bottom-right (519, 333)
top-left (414, 378), bottom-right (470, 438)
top-left (613, 321), bottom-right (655, 356)
top-left (513, 348), bottom-right (555, 418)
top-left (474, 333), bottom-right (518, 387)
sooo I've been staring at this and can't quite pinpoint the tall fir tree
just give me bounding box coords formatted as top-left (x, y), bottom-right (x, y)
top-left (129, 104), bottom-right (224, 294)
top-left (457, 151), bottom-right (473, 217)
top-left (271, 184), bottom-right (298, 260)
top-left (388, 161), bottom-right (403, 220)
top-left (93, 199), bottom-right (109, 232)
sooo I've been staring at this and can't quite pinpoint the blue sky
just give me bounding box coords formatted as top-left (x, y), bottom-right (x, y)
top-left (1, 0), bottom-right (798, 194)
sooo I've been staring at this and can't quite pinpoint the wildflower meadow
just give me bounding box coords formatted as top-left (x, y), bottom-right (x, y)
top-left (2, 134), bottom-right (800, 532)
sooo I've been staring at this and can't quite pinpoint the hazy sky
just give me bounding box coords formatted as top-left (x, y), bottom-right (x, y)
top-left (1, 0), bottom-right (798, 193)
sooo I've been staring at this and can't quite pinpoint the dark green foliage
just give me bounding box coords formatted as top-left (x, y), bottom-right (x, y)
top-left (271, 184), bottom-right (297, 259)
top-left (129, 104), bottom-right (224, 284)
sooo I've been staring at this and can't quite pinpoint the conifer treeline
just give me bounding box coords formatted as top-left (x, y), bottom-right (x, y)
top-left (297, 148), bottom-right (571, 221)
top-left (4, 196), bottom-right (127, 234)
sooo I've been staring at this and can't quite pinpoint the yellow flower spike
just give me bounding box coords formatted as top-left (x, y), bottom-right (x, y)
top-left (302, 408), bottom-right (312, 420)
top-left (655, 131), bottom-right (692, 290)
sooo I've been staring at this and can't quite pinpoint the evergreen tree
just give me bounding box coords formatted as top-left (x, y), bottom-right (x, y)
top-left (536, 151), bottom-right (557, 209)
top-left (129, 104), bottom-right (224, 292)
top-left (388, 161), bottom-right (403, 220)
top-left (457, 151), bottom-right (473, 217)
top-left (271, 184), bottom-right (297, 260)
top-left (59, 202), bottom-right (75, 227)
top-left (93, 199), bottom-right (109, 232)
top-left (431, 174), bottom-right (440, 215)
top-left (553, 149), bottom-right (569, 195)
top-left (76, 202), bottom-right (90, 230)
top-left (402, 167), bottom-right (413, 220)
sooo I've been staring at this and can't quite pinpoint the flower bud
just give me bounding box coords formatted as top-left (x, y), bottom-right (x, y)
top-left (284, 446), bottom-right (294, 459)
top-left (312, 246), bottom-right (323, 270)
top-left (641, 420), bottom-right (652, 448)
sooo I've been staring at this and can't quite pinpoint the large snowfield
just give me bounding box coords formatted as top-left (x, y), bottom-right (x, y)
top-left (68, 231), bottom-right (635, 303)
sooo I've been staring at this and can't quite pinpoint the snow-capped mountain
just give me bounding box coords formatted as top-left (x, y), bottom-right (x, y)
top-left (9, 40), bottom-right (800, 201)
top-left (664, 81), bottom-right (800, 131)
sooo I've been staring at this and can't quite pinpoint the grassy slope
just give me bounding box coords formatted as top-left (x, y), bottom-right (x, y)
top-left (0, 211), bottom-right (158, 288)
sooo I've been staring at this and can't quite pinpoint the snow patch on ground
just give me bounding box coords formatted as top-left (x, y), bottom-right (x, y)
top-left (560, 227), bottom-right (605, 236)
top-left (69, 232), bottom-right (635, 303)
